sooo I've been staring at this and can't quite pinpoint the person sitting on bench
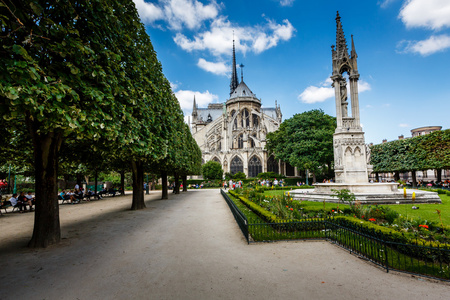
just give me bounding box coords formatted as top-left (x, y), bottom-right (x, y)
top-left (9, 194), bottom-right (27, 212)
top-left (18, 192), bottom-right (32, 211)
top-left (25, 192), bottom-right (35, 210)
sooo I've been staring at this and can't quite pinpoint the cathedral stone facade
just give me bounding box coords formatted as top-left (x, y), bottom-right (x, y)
top-left (190, 42), bottom-right (283, 178)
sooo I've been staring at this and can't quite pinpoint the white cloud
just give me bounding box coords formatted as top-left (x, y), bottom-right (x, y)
top-left (399, 0), bottom-right (450, 30)
top-left (174, 89), bottom-right (219, 110)
top-left (173, 17), bottom-right (295, 56)
top-left (298, 78), bottom-right (371, 104)
top-left (359, 80), bottom-right (371, 92)
top-left (133, 0), bottom-right (164, 23)
top-left (279, 0), bottom-right (295, 7)
top-left (134, 0), bottom-right (220, 30)
top-left (399, 123), bottom-right (410, 128)
top-left (197, 58), bottom-right (228, 75)
top-left (378, 0), bottom-right (398, 8)
top-left (298, 86), bottom-right (334, 104)
top-left (398, 34), bottom-right (450, 56)
top-left (170, 81), bottom-right (179, 91)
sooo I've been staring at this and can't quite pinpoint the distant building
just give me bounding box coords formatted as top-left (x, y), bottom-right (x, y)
top-left (191, 41), bottom-right (292, 178)
top-left (411, 126), bottom-right (442, 137)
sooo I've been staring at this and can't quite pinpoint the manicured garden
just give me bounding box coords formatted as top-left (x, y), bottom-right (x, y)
top-left (223, 187), bottom-right (450, 280)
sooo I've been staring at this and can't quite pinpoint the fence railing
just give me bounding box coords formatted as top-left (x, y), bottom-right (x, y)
top-left (221, 189), bottom-right (249, 243)
top-left (221, 189), bottom-right (450, 281)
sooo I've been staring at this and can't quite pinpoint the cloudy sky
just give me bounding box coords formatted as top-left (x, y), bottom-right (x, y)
top-left (134, 0), bottom-right (450, 144)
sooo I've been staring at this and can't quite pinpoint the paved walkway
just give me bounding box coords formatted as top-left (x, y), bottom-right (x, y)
top-left (0, 189), bottom-right (448, 299)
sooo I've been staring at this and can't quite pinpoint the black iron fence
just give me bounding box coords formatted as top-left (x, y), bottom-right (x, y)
top-left (221, 189), bottom-right (450, 281)
top-left (221, 189), bottom-right (249, 243)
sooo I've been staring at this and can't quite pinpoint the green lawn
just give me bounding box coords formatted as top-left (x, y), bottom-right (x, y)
top-left (262, 189), bottom-right (450, 226)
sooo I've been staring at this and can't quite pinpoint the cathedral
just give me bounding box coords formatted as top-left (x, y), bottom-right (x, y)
top-left (190, 41), bottom-right (286, 178)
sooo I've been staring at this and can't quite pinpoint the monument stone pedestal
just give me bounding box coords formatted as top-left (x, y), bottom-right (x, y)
top-left (290, 183), bottom-right (441, 204)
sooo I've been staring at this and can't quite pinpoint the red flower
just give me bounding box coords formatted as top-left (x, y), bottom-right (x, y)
top-left (286, 205), bottom-right (289, 208)
top-left (419, 224), bottom-right (429, 229)
top-left (361, 215), bottom-right (365, 218)
top-left (369, 218), bottom-right (376, 222)
top-left (332, 210), bottom-right (335, 212)
top-left (290, 208), bottom-right (293, 211)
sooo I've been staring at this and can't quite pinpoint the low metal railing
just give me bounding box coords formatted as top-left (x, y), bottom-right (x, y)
top-left (221, 189), bottom-right (450, 281)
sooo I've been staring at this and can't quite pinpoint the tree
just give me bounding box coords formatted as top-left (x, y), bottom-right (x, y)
top-left (370, 129), bottom-right (450, 186)
top-left (0, 0), bottom-right (170, 246)
top-left (266, 109), bottom-right (336, 181)
top-left (201, 161), bottom-right (223, 180)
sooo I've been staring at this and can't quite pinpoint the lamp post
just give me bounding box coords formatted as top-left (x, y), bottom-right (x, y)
top-left (146, 174), bottom-right (149, 195)
top-left (13, 175), bottom-right (17, 194)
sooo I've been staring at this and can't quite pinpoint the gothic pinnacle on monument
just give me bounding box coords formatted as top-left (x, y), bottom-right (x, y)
top-left (335, 11), bottom-right (349, 60)
top-left (230, 38), bottom-right (239, 95)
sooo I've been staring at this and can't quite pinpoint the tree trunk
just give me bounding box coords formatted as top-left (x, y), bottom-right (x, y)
top-left (411, 171), bottom-right (417, 188)
top-left (120, 170), bottom-right (125, 195)
top-left (63, 174), bottom-right (70, 189)
top-left (94, 170), bottom-right (98, 193)
top-left (131, 160), bottom-right (145, 210)
top-left (161, 171), bottom-right (168, 199)
top-left (182, 175), bottom-right (187, 192)
top-left (394, 171), bottom-right (400, 181)
top-left (28, 129), bottom-right (62, 248)
top-left (437, 169), bottom-right (442, 183)
top-left (173, 172), bottom-right (180, 194)
top-left (375, 172), bottom-right (380, 182)
top-left (76, 173), bottom-right (82, 189)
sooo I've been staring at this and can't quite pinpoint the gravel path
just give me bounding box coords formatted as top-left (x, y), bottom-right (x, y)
top-left (0, 189), bottom-right (448, 299)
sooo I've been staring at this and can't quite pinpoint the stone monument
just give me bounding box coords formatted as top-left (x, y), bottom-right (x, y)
top-left (291, 12), bottom-right (440, 204)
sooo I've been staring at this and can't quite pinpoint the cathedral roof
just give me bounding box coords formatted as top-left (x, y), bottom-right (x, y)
top-left (195, 108), bottom-right (223, 123)
top-left (261, 108), bottom-right (278, 120)
top-left (229, 81), bottom-right (258, 100)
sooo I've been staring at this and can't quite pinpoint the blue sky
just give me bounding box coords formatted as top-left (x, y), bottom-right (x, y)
top-left (134, 0), bottom-right (450, 144)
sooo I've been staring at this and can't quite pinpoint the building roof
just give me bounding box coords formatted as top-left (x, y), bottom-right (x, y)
top-left (195, 108), bottom-right (223, 123)
top-left (262, 108), bottom-right (277, 120)
top-left (229, 81), bottom-right (258, 100)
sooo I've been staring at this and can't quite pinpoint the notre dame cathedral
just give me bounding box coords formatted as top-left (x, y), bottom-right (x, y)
top-left (190, 41), bottom-right (299, 178)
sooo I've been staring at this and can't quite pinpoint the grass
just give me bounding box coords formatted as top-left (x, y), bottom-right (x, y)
top-left (226, 191), bottom-right (450, 280)
top-left (262, 189), bottom-right (450, 226)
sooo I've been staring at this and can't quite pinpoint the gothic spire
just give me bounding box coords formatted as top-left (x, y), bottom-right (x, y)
top-left (230, 38), bottom-right (239, 95)
top-left (335, 11), bottom-right (349, 60)
top-left (192, 95), bottom-right (197, 117)
top-left (351, 34), bottom-right (357, 58)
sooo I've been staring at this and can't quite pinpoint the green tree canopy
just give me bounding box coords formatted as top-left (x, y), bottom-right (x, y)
top-left (266, 109), bottom-right (336, 179)
top-left (201, 161), bottom-right (223, 180)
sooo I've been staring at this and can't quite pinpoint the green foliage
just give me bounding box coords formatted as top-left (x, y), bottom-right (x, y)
top-left (233, 172), bottom-right (246, 180)
top-left (332, 189), bottom-right (356, 206)
top-left (256, 172), bottom-right (285, 179)
top-left (201, 161), bottom-right (223, 180)
top-left (370, 129), bottom-right (450, 172)
top-left (266, 109), bottom-right (336, 177)
top-left (224, 172), bottom-right (234, 180)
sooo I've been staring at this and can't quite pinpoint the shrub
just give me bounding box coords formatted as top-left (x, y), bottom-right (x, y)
top-left (224, 172), bottom-right (233, 180)
top-left (233, 172), bottom-right (246, 180)
top-left (256, 172), bottom-right (285, 179)
top-left (201, 161), bottom-right (223, 180)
